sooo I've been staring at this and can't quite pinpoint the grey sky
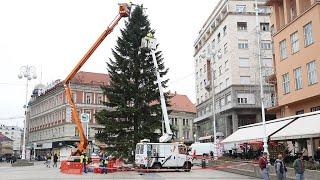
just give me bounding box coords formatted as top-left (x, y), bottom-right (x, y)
top-left (0, 0), bottom-right (218, 127)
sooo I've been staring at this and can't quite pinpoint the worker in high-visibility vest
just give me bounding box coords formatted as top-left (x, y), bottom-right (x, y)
top-left (80, 153), bottom-right (89, 173)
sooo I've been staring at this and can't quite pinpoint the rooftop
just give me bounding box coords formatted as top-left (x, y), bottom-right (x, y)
top-left (169, 92), bottom-right (196, 113)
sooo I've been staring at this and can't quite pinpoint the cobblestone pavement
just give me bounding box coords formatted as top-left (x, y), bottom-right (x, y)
top-left (0, 162), bottom-right (259, 180)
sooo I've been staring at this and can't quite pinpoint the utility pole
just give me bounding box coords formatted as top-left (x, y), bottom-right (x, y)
top-left (255, 0), bottom-right (268, 155)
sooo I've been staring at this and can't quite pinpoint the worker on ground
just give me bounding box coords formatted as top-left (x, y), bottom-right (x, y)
top-left (80, 153), bottom-right (88, 173)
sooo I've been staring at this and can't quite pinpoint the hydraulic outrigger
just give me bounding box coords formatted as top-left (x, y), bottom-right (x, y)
top-left (63, 3), bottom-right (130, 155)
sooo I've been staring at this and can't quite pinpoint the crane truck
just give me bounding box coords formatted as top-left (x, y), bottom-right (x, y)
top-left (63, 3), bottom-right (130, 157)
top-left (134, 34), bottom-right (192, 171)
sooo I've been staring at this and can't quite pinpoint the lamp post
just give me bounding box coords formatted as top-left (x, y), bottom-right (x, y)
top-left (207, 50), bottom-right (219, 160)
top-left (255, 0), bottom-right (268, 155)
top-left (18, 65), bottom-right (37, 160)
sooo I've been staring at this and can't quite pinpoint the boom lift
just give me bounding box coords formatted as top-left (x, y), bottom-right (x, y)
top-left (63, 3), bottom-right (130, 155)
top-left (135, 34), bottom-right (192, 171)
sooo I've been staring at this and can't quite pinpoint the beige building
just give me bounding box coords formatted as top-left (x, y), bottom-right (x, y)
top-left (267, 0), bottom-right (320, 117)
top-left (0, 124), bottom-right (22, 156)
top-left (168, 93), bottom-right (196, 144)
top-left (0, 133), bottom-right (13, 156)
top-left (194, 0), bottom-right (276, 141)
top-left (27, 71), bottom-right (109, 157)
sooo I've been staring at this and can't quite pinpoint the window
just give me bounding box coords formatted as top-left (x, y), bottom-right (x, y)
top-left (183, 119), bottom-right (186, 126)
top-left (240, 76), bottom-right (250, 84)
top-left (279, 40), bottom-right (287, 60)
top-left (200, 68), bottom-right (202, 75)
top-left (238, 40), bottom-right (248, 49)
top-left (239, 57), bottom-right (250, 67)
top-left (307, 60), bottom-right (317, 85)
top-left (186, 119), bottom-right (189, 126)
top-left (219, 82), bottom-right (223, 91)
top-left (223, 25), bottom-right (227, 36)
top-left (213, 70), bottom-right (217, 80)
top-left (220, 98), bottom-right (225, 107)
top-left (174, 118), bottom-right (178, 125)
top-left (196, 85), bottom-right (199, 92)
top-left (200, 82), bottom-right (203, 90)
top-left (225, 60), bottom-right (229, 71)
top-left (85, 93), bottom-right (92, 104)
top-left (237, 93), bottom-right (255, 104)
top-left (282, 73), bottom-right (290, 94)
top-left (296, 110), bottom-right (304, 115)
top-left (236, 5), bottom-right (246, 13)
top-left (211, 39), bottom-right (215, 49)
top-left (294, 67), bottom-right (302, 90)
top-left (72, 93), bottom-right (77, 103)
top-left (204, 64), bottom-right (206, 73)
top-left (280, 108), bottom-right (285, 117)
top-left (290, 31), bottom-right (299, 54)
top-left (226, 78), bottom-right (230, 87)
top-left (262, 58), bottom-right (272, 67)
top-left (196, 72), bottom-right (198, 79)
top-left (237, 22), bottom-right (247, 31)
top-left (260, 23), bottom-right (269, 31)
top-left (304, 22), bottom-right (313, 46)
top-left (217, 33), bottom-right (221, 43)
top-left (219, 66), bottom-right (222, 76)
top-left (97, 94), bottom-right (103, 104)
top-left (224, 43), bottom-right (228, 53)
top-left (311, 106), bottom-right (320, 112)
top-left (226, 94), bottom-right (231, 104)
top-left (261, 40), bottom-right (271, 50)
top-left (184, 130), bottom-right (189, 139)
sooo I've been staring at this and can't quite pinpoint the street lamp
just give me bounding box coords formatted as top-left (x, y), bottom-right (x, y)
top-left (255, 0), bottom-right (268, 155)
top-left (18, 65), bottom-right (37, 160)
top-left (207, 49), bottom-right (219, 160)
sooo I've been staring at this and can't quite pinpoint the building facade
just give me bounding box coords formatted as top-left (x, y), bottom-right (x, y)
top-left (0, 124), bottom-right (22, 156)
top-left (267, 0), bottom-right (320, 117)
top-left (194, 0), bottom-right (276, 141)
top-left (168, 92), bottom-right (196, 144)
top-left (0, 133), bottom-right (13, 156)
top-left (27, 71), bottom-right (109, 158)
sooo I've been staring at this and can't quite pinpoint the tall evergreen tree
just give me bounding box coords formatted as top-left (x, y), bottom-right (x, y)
top-left (95, 5), bottom-right (169, 161)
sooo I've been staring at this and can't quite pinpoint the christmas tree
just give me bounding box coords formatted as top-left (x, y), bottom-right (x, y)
top-left (95, 5), bottom-right (169, 161)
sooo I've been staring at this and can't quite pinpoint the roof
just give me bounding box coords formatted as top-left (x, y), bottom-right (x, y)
top-left (0, 133), bottom-right (13, 142)
top-left (70, 71), bottom-right (110, 86)
top-left (169, 93), bottom-right (196, 113)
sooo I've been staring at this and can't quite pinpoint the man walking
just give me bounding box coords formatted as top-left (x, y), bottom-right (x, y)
top-left (259, 152), bottom-right (270, 180)
top-left (275, 154), bottom-right (287, 180)
top-left (53, 154), bottom-right (58, 168)
top-left (293, 153), bottom-right (305, 180)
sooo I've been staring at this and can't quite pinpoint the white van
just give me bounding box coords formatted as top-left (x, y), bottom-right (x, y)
top-left (190, 142), bottom-right (215, 156)
top-left (135, 142), bottom-right (192, 171)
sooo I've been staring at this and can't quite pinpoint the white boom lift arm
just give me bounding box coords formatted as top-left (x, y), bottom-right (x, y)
top-left (141, 33), bottom-right (173, 143)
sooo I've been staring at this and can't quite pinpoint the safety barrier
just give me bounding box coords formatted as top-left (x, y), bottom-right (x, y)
top-left (60, 161), bottom-right (83, 174)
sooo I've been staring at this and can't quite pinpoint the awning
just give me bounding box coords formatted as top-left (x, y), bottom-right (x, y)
top-left (271, 113), bottom-right (320, 140)
top-left (222, 118), bottom-right (294, 144)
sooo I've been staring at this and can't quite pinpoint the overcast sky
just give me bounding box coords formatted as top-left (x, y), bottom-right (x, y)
top-left (0, 0), bottom-right (218, 127)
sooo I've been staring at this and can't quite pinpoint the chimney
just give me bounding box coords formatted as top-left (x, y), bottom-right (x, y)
top-left (175, 91), bottom-right (177, 95)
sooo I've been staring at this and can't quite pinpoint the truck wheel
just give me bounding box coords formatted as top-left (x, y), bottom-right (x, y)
top-left (183, 162), bottom-right (191, 172)
top-left (152, 163), bottom-right (162, 169)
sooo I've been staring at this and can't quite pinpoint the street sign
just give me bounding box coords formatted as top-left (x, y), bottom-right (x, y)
top-left (81, 113), bottom-right (90, 122)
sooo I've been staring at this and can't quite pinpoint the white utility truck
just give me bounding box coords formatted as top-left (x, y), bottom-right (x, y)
top-left (135, 34), bottom-right (192, 171)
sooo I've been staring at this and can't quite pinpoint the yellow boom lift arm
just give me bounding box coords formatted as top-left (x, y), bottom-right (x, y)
top-left (63, 3), bottom-right (130, 155)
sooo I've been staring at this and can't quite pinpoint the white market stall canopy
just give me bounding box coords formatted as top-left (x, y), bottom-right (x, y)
top-left (271, 113), bottom-right (320, 140)
top-left (221, 118), bottom-right (294, 144)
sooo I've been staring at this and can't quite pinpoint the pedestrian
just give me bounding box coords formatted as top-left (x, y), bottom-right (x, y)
top-left (53, 154), bottom-right (58, 168)
top-left (293, 153), bottom-right (305, 180)
top-left (80, 153), bottom-right (88, 173)
top-left (274, 154), bottom-right (287, 180)
top-left (259, 152), bottom-right (270, 180)
top-left (46, 153), bottom-right (51, 168)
